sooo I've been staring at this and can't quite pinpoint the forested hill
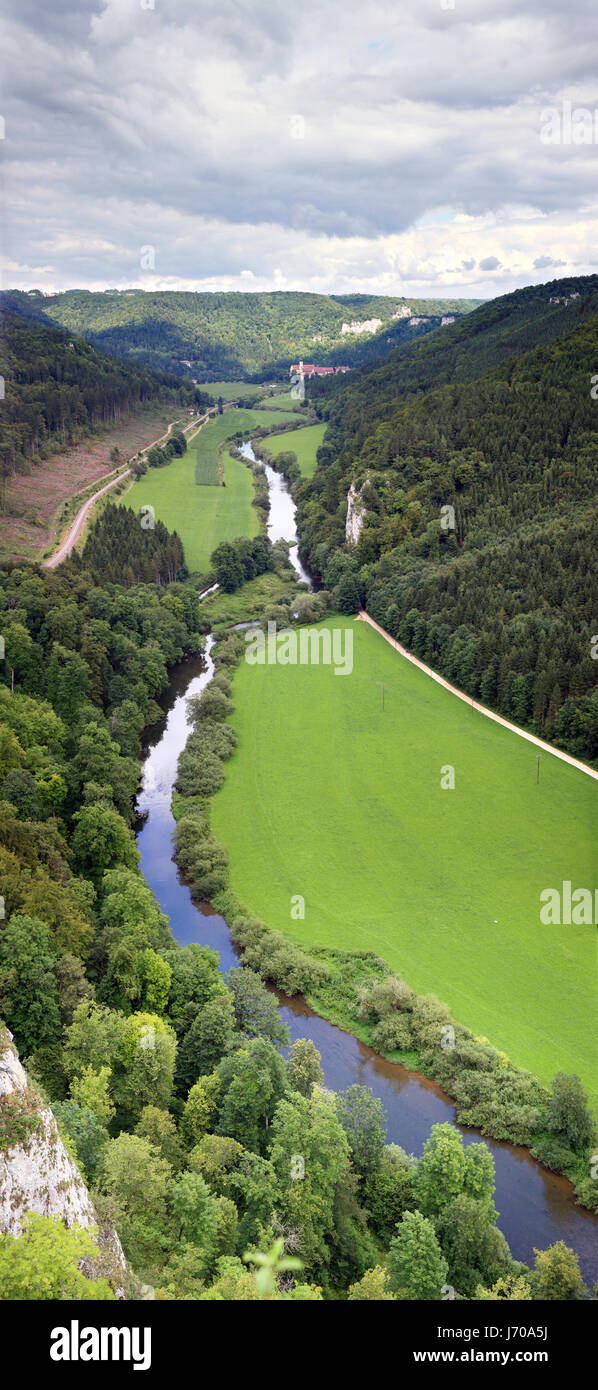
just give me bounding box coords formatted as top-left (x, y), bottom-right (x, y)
top-left (0, 303), bottom-right (200, 485)
top-left (309, 275), bottom-right (598, 456)
top-left (9, 288), bottom-right (481, 382)
top-left (296, 295), bottom-right (598, 763)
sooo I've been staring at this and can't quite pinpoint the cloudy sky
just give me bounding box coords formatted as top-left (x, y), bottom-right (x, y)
top-left (2, 0), bottom-right (598, 299)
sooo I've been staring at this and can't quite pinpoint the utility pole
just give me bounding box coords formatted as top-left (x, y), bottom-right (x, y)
top-left (377, 682), bottom-right (386, 712)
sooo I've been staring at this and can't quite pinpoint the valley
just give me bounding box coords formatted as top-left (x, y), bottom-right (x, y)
top-left (1, 274), bottom-right (597, 1309)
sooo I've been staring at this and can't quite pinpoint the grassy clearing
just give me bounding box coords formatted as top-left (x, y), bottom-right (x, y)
top-left (203, 381), bottom-right (264, 402)
top-left (258, 421), bottom-right (326, 477)
top-left (122, 443), bottom-right (258, 574)
top-left (121, 406), bottom-right (296, 573)
top-left (200, 569), bottom-right (299, 630)
top-left (257, 391), bottom-right (300, 411)
top-left (211, 615), bottom-right (598, 1103)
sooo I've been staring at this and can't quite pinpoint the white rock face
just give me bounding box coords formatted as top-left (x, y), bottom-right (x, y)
top-left (0, 1035), bottom-right (98, 1237)
top-left (0, 1030), bottom-right (127, 1291)
top-left (341, 318), bottom-right (383, 336)
top-left (346, 482), bottom-right (368, 544)
top-left (391, 305), bottom-right (412, 319)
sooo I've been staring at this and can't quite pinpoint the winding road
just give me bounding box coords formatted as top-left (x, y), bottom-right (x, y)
top-left (357, 610), bottom-right (598, 782)
top-left (44, 409), bottom-right (215, 570)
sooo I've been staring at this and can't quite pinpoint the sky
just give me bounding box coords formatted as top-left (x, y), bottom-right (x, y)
top-left (2, 0), bottom-right (598, 300)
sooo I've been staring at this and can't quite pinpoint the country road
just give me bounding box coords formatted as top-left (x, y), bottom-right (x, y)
top-left (44, 408), bottom-right (215, 569)
top-left (357, 610), bottom-right (598, 783)
top-left (44, 466), bottom-right (133, 569)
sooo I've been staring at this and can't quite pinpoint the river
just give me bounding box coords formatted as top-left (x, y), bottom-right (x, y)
top-left (135, 449), bottom-right (598, 1287)
top-left (239, 440), bottom-right (312, 586)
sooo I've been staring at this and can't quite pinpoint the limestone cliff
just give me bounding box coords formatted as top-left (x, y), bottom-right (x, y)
top-left (0, 1025), bottom-right (128, 1293)
top-left (345, 481), bottom-right (368, 545)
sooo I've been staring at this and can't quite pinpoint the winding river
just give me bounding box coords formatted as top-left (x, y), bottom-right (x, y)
top-left (136, 452), bottom-right (598, 1287)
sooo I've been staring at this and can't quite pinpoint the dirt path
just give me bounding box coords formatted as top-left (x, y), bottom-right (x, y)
top-left (44, 410), bottom-right (214, 569)
top-left (357, 610), bottom-right (598, 783)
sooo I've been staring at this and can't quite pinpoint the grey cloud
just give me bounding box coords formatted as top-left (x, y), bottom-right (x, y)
top-left (2, 0), bottom-right (598, 289)
top-left (533, 255), bottom-right (566, 269)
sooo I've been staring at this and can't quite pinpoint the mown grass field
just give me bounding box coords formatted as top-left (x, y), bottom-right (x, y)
top-left (123, 445), bottom-right (259, 573)
top-left (257, 391), bottom-right (300, 411)
top-left (211, 615), bottom-right (598, 1103)
top-left (121, 406), bottom-right (295, 572)
top-left (259, 421), bottom-right (326, 477)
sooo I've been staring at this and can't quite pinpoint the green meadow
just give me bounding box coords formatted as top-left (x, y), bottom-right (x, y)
top-left (259, 420), bottom-right (326, 477)
top-left (121, 406), bottom-right (295, 572)
top-left (204, 381), bottom-right (264, 401)
top-left (211, 616), bottom-right (598, 1103)
top-left (257, 390), bottom-right (301, 411)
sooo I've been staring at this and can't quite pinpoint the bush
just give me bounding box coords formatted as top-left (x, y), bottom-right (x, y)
top-left (356, 974), bottom-right (413, 1021)
top-left (371, 1013), bottom-right (414, 1052)
top-left (530, 1134), bottom-right (578, 1173)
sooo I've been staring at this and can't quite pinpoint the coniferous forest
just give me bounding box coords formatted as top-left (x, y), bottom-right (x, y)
top-left (0, 303), bottom-right (200, 495)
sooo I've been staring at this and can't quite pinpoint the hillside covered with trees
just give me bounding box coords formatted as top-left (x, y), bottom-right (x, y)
top-left (10, 288), bottom-right (481, 383)
top-left (0, 529), bottom-right (592, 1302)
top-left (0, 302), bottom-right (202, 502)
top-left (297, 277), bottom-right (598, 762)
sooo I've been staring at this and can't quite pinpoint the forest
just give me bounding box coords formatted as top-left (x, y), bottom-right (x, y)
top-left (9, 289), bottom-right (480, 383)
top-left (297, 281), bottom-right (598, 762)
top-left (0, 301), bottom-right (201, 501)
top-left (0, 532), bottom-right (592, 1301)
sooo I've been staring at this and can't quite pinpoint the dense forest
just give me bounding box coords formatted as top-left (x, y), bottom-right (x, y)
top-left (307, 275), bottom-right (598, 447)
top-left (0, 302), bottom-right (201, 498)
top-left (297, 280), bottom-right (598, 762)
top-left (7, 289), bottom-right (480, 383)
top-left (0, 530), bottom-right (592, 1301)
top-left (81, 504), bottom-right (186, 587)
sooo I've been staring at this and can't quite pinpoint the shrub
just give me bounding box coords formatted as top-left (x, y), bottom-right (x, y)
top-left (371, 1013), bottom-right (414, 1052)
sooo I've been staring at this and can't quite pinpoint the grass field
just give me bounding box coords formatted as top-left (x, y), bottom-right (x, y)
top-left (204, 381), bottom-right (264, 402)
top-left (211, 616), bottom-right (598, 1103)
top-left (259, 421), bottom-right (326, 477)
top-left (200, 570), bottom-right (299, 629)
top-left (257, 391), bottom-right (301, 411)
top-left (123, 448), bottom-right (258, 574)
top-left (121, 407), bottom-right (296, 572)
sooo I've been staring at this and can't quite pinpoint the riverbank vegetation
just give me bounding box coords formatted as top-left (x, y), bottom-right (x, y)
top-left (0, 519), bottom-right (594, 1300)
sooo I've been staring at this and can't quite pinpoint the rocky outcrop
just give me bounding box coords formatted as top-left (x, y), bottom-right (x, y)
top-left (0, 1026), bottom-right (128, 1292)
top-left (345, 481), bottom-right (368, 545)
top-left (341, 318), bottom-right (383, 336)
